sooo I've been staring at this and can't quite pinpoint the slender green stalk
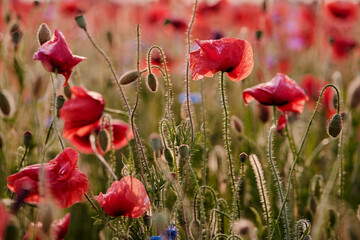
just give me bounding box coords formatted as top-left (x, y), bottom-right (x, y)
top-left (104, 107), bottom-right (128, 118)
top-left (275, 84), bottom-right (340, 225)
top-left (101, 115), bottom-right (116, 172)
top-left (50, 74), bottom-right (64, 150)
top-left (268, 126), bottom-right (290, 240)
top-left (185, 0), bottom-right (198, 142)
top-left (200, 78), bottom-right (207, 239)
top-left (219, 72), bottom-right (236, 216)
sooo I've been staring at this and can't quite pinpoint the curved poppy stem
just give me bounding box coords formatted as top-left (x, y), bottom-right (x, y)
top-left (50, 73), bottom-right (64, 150)
top-left (200, 78), bottom-right (207, 238)
top-left (268, 126), bottom-right (290, 240)
top-left (274, 84), bottom-right (341, 228)
top-left (147, 46), bottom-right (172, 120)
top-left (101, 115), bottom-right (116, 172)
top-left (185, 0), bottom-right (198, 142)
top-left (219, 71), bottom-right (237, 220)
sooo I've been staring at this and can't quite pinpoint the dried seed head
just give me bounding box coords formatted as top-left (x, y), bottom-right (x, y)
top-left (75, 15), bottom-right (87, 30)
top-left (179, 144), bottom-right (190, 159)
top-left (327, 114), bottom-right (342, 138)
top-left (37, 23), bottom-right (51, 46)
top-left (119, 70), bottom-right (139, 85)
top-left (98, 129), bottom-right (109, 153)
top-left (146, 73), bottom-right (158, 92)
top-left (231, 115), bottom-right (243, 134)
top-left (23, 131), bottom-right (32, 147)
top-left (239, 152), bottom-right (248, 163)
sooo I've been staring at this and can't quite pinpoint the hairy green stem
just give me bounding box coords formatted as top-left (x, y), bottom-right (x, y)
top-left (50, 74), bottom-right (64, 150)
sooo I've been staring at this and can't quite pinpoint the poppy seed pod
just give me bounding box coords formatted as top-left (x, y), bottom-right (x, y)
top-left (146, 73), bottom-right (158, 92)
top-left (328, 114), bottom-right (342, 138)
top-left (37, 23), bottom-right (51, 46)
top-left (119, 70), bottom-right (139, 85)
top-left (0, 92), bottom-right (10, 116)
top-left (0, 90), bottom-right (16, 118)
top-left (149, 133), bottom-right (163, 152)
top-left (75, 15), bottom-right (87, 31)
top-left (56, 95), bottom-right (65, 111)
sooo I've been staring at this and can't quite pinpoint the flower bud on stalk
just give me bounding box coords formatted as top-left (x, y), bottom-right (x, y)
top-left (56, 95), bottom-right (65, 110)
top-left (75, 15), bottom-right (87, 31)
top-left (119, 70), bottom-right (139, 85)
top-left (23, 131), bottom-right (32, 148)
top-left (179, 144), bottom-right (190, 159)
top-left (231, 115), bottom-right (243, 134)
top-left (37, 23), bottom-right (51, 46)
top-left (146, 73), bottom-right (158, 92)
top-left (327, 114), bottom-right (342, 138)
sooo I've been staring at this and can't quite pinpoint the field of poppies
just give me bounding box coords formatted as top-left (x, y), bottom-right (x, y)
top-left (1, 0), bottom-right (360, 239)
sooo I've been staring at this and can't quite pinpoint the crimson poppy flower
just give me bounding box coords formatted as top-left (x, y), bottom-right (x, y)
top-left (7, 148), bottom-right (88, 208)
top-left (330, 36), bottom-right (357, 61)
top-left (33, 29), bottom-right (86, 87)
top-left (277, 113), bottom-right (287, 133)
top-left (23, 213), bottom-right (71, 240)
top-left (324, 0), bottom-right (358, 27)
top-left (94, 176), bottom-right (150, 218)
top-left (0, 202), bottom-right (9, 240)
top-left (190, 37), bottom-right (254, 81)
top-left (243, 73), bottom-right (308, 113)
top-left (67, 119), bottom-right (133, 155)
top-left (60, 86), bottom-right (105, 139)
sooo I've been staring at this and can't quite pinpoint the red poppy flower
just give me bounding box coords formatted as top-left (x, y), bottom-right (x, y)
top-left (330, 36), bottom-right (357, 61)
top-left (0, 202), bottom-right (9, 240)
top-left (67, 119), bottom-right (133, 155)
top-left (190, 37), bottom-right (254, 81)
top-left (60, 86), bottom-right (105, 139)
top-left (243, 73), bottom-right (308, 113)
top-left (94, 176), bottom-right (150, 218)
top-left (7, 148), bottom-right (88, 208)
top-left (33, 29), bottom-right (86, 87)
top-left (277, 113), bottom-right (287, 133)
top-left (324, 0), bottom-right (358, 27)
top-left (23, 213), bottom-right (71, 240)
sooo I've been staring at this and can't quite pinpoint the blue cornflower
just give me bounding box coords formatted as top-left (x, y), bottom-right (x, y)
top-left (178, 92), bottom-right (202, 104)
top-left (149, 225), bottom-right (178, 240)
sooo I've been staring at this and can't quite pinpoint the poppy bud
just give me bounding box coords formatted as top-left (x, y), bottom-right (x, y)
top-left (10, 24), bottom-right (22, 46)
top-left (119, 70), bottom-right (139, 85)
top-left (149, 133), bottom-right (163, 151)
top-left (164, 148), bottom-right (174, 168)
top-left (239, 152), bottom-right (248, 163)
top-left (98, 129), bottom-right (109, 153)
top-left (255, 30), bottom-right (263, 40)
top-left (231, 115), bottom-right (243, 134)
top-left (0, 91), bottom-right (11, 116)
top-left (179, 144), bottom-right (190, 159)
top-left (75, 15), bottom-right (87, 31)
top-left (23, 131), bottom-right (32, 147)
top-left (146, 73), bottom-right (158, 92)
top-left (37, 23), bottom-right (51, 46)
top-left (143, 214), bottom-right (152, 229)
top-left (327, 114), bottom-right (342, 138)
top-left (63, 83), bottom-right (72, 99)
top-left (56, 95), bottom-right (65, 111)
top-left (170, 172), bottom-right (176, 180)
top-left (34, 1), bottom-right (40, 6)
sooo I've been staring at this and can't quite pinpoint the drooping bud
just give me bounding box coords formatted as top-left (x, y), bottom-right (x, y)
top-left (258, 103), bottom-right (270, 123)
top-left (149, 133), bottom-right (163, 156)
top-left (63, 82), bottom-right (72, 99)
top-left (119, 70), bottom-right (139, 85)
top-left (56, 95), bottom-right (65, 111)
top-left (327, 114), bottom-right (342, 138)
top-left (23, 131), bottom-right (32, 147)
top-left (143, 214), bottom-right (152, 229)
top-left (98, 129), bottom-right (109, 153)
top-left (179, 144), bottom-right (190, 159)
top-left (146, 73), bottom-right (158, 92)
top-left (75, 15), bottom-right (87, 31)
top-left (231, 115), bottom-right (243, 134)
top-left (164, 148), bottom-right (174, 169)
top-left (239, 152), bottom-right (248, 163)
top-left (37, 23), bottom-right (51, 46)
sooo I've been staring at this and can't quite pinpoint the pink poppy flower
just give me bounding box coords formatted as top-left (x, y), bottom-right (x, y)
top-left (190, 37), bottom-right (254, 81)
top-left (33, 29), bottom-right (86, 86)
top-left (7, 148), bottom-right (88, 208)
top-left (59, 86), bottom-right (105, 139)
top-left (94, 176), bottom-right (150, 218)
top-left (0, 202), bottom-right (9, 240)
top-left (243, 73), bottom-right (308, 113)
